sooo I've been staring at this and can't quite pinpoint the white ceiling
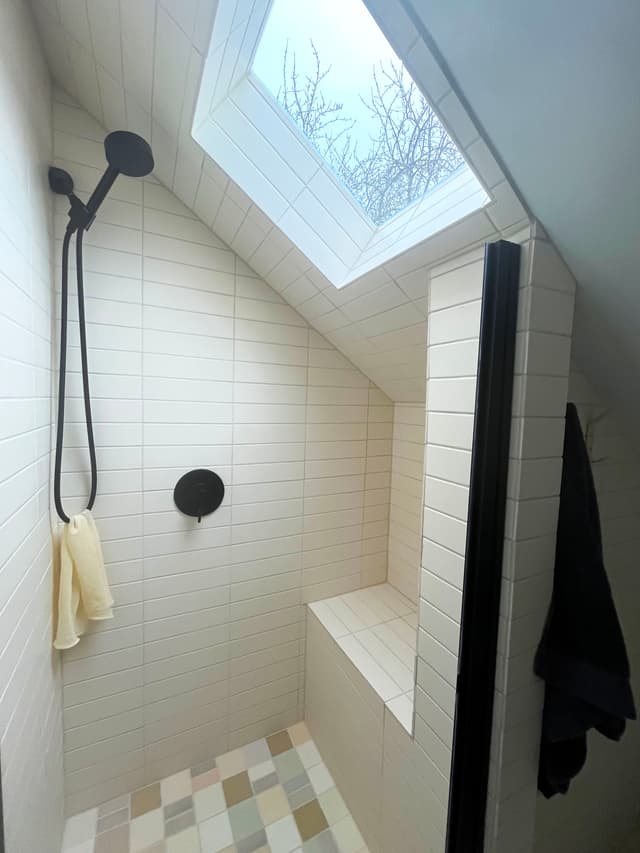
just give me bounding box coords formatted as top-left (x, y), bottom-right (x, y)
top-left (404, 0), bottom-right (640, 427)
top-left (29, 0), bottom-right (527, 402)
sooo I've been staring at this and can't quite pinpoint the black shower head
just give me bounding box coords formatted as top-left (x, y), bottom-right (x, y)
top-left (49, 130), bottom-right (154, 232)
top-left (48, 166), bottom-right (75, 196)
top-left (104, 131), bottom-right (154, 177)
top-left (83, 131), bottom-right (154, 225)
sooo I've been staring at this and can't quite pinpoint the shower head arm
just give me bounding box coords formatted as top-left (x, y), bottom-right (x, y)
top-left (85, 165), bottom-right (120, 222)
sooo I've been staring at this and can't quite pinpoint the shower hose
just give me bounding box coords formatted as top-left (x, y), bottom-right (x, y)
top-left (53, 225), bottom-right (97, 523)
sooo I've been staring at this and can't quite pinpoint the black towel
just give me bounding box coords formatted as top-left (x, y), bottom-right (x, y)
top-left (534, 402), bottom-right (636, 797)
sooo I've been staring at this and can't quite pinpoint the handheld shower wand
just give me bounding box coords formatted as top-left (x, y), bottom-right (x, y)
top-left (50, 130), bottom-right (154, 233)
top-left (49, 132), bottom-right (154, 522)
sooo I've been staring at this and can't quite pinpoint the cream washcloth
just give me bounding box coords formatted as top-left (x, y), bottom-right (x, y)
top-left (54, 510), bottom-right (113, 650)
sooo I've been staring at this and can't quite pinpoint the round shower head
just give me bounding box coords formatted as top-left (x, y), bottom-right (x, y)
top-left (104, 131), bottom-right (154, 177)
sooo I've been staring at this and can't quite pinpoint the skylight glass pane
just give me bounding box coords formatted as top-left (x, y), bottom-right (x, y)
top-left (252, 0), bottom-right (465, 226)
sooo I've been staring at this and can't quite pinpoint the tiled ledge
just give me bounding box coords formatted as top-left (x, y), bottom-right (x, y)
top-left (307, 583), bottom-right (417, 734)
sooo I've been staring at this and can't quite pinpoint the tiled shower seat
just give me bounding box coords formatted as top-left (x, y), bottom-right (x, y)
top-left (307, 584), bottom-right (417, 734)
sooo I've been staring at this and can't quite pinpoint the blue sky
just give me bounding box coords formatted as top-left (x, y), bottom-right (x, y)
top-left (251, 0), bottom-right (403, 148)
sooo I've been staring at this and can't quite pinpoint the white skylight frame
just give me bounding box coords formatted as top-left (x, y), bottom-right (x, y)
top-left (193, 0), bottom-right (490, 288)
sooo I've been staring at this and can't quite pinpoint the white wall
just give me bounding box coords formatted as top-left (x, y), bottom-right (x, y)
top-left (533, 368), bottom-right (640, 853)
top-left (53, 91), bottom-right (392, 815)
top-left (387, 403), bottom-right (425, 602)
top-left (415, 246), bottom-right (486, 848)
top-left (0, 3), bottom-right (64, 852)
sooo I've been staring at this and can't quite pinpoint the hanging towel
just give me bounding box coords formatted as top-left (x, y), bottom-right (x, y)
top-left (53, 510), bottom-right (113, 650)
top-left (534, 403), bottom-right (636, 797)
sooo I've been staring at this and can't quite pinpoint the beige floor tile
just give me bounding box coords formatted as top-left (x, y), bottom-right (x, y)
top-left (131, 783), bottom-right (161, 818)
top-left (216, 748), bottom-right (247, 780)
top-left (293, 799), bottom-right (329, 842)
top-left (267, 730), bottom-right (293, 756)
top-left (222, 771), bottom-right (252, 807)
top-left (256, 784), bottom-right (290, 826)
top-left (288, 721), bottom-right (311, 746)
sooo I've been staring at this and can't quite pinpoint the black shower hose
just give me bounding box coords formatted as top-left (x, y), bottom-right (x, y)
top-left (53, 225), bottom-right (97, 523)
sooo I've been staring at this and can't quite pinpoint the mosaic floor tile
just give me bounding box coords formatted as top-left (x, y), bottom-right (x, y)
top-left (307, 763), bottom-right (334, 796)
top-left (236, 828), bottom-right (268, 853)
top-left (60, 724), bottom-right (370, 853)
top-left (293, 799), bottom-right (329, 842)
top-left (93, 823), bottom-right (129, 853)
top-left (266, 729), bottom-right (293, 756)
top-left (331, 814), bottom-right (366, 853)
top-left (318, 788), bottom-right (348, 826)
top-left (284, 771), bottom-right (310, 796)
top-left (243, 738), bottom-right (271, 767)
top-left (248, 759), bottom-right (275, 782)
top-left (287, 783), bottom-right (316, 811)
top-left (194, 782), bottom-right (226, 823)
top-left (229, 797), bottom-right (263, 841)
top-left (216, 748), bottom-right (247, 780)
top-left (251, 770), bottom-right (278, 795)
top-left (98, 796), bottom-right (129, 819)
top-left (164, 796), bottom-right (193, 821)
top-left (191, 757), bottom-right (216, 778)
top-left (255, 784), bottom-right (290, 826)
top-left (303, 829), bottom-right (340, 853)
top-left (63, 808), bottom-right (97, 848)
top-left (297, 741), bottom-right (322, 769)
top-left (288, 721), bottom-right (311, 746)
top-left (199, 810), bottom-right (233, 851)
top-left (223, 771), bottom-right (253, 807)
top-left (131, 785), bottom-right (161, 819)
top-left (166, 826), bottom-right (200, 853)
top-left (161, 771), bottom-right (192, 805)
top-left (97, 808), bottom-right (129, 834)
top-left (273, 749), bottom-right (304, 783)
top-left (192, 767), bottom-right (221, 792)
top-left (164, 808), bottom-right (195, 837)
top-left (130, 809), bottom-right (164, 851)
top-left (265, 814), bottom-right (302, 851)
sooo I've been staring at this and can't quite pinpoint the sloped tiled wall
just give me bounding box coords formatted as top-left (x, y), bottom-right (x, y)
top-left (0, 2), bottom-right (64, 851)
top-left (53, 92), bottom-right (392, 815)
top-left (416, 245), bottom-right (487, 848)
top-left (387, 404), bottom-right (425, 602)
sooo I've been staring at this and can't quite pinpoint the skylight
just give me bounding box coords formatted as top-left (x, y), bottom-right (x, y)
top-left (251, 0), bottom-right (465, 226)
top-left (193, 0), bottom-right (489, 288)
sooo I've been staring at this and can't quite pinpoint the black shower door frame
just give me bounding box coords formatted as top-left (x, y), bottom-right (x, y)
top-left (445, 239), bottom-right (521, 853)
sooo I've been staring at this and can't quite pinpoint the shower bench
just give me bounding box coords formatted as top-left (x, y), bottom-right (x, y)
top-left (304, 583), bottom-right (431, 853)
top-left (306, 583), bottom-right (417, 734)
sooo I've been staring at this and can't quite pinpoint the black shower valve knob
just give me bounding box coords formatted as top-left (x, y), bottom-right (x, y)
top-left (174, 469), bottom-right (225, 522)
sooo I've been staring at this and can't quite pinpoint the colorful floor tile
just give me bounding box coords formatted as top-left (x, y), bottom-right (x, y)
top-left (61, 722), bottom-right (369, 853)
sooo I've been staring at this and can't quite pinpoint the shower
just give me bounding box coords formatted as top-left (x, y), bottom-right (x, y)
top-left (49, 131), bottom-right (154, 522)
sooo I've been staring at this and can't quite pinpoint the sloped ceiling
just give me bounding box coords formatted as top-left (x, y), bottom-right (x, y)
top-left (29, 0), bottom-right (527, 403)
top-left (404, 0), bottom-right (640, 428)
